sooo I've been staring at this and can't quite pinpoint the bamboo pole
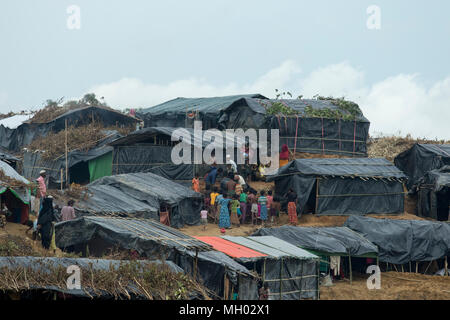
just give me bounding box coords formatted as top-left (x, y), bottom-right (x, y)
top-left (65, 119), bottom-right (69, 189)
top-left (348, 254), bottom-right (352, 285)
top-left (315, 178), bottom-right (320, 214)
top-left (445, 257), bottom-right (448, 276)
top-left (279, 258), bottom-right (283, 300)
top-left (60, 169), bottom-right (63, 191)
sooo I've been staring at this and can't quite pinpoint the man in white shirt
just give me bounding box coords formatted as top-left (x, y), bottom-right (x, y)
top-left (226, 154), bottom-right (238, 174)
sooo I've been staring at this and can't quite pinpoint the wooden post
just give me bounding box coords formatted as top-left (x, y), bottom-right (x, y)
top-left (416, 262), bottom-right (418, 273)
top-left (445, 257), bottom-right (448, 276)
top-left (65, 119), bottom-right (69, 189)
top-left (348, 254), bottom-right (352, 285)
top-left (60, 169), bottom-right (63, 191)
top-left (194, 249), bottom-right (198, 281)
top-left (279, 258), bottom-right (283, 300)
top-left (315, 178), bottom-right (320, 214)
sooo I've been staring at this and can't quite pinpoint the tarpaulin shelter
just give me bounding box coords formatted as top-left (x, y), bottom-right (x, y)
top-left (0, 256), bottom-right (190, 300)
top-left (344, 216), bottom-right (450, 266)
top-left (1, 106), bottom-right (138, 152)
top-left (73, 172), bottom-right (203, 228)
top-left (55, 216), bottom-right (257, 300)
top-left (0, 147), bottom-right (19, 169)
top-left (395, 144), bottom-right (450, 191)
top-left (0, 160), bottom-right (30, 224)
top-left (139, 95), bottom-right (370, 157)
top-left (253, 225), bottom-right (378, 258)
top-left (139, 94), bottom-right (267, 130)
top-left (221, 98), bottom-right (370, 157)
top-left (417, 166), bottom-right (450, 221)
top-left (22, 131), bottom-right (121, 188)
top-left (253, 225), bottom-right (379, 282)
top-left (197, 236), bottom-right (320, 300)
top-left (109, 127), bottom-right (259, 182)
top-left (266, 157), bottom-right (406, 216)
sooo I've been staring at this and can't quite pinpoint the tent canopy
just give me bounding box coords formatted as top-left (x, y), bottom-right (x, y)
top-left (253, 225), bottom-right (378, 257)
top-left (267, 158), bottom-right (406, 181)
top-left (139, 94), bottom-right (266, 115)
top-left (344, 216), bottom-right (450, 264)
top-left (419, 166), bottom-right (450, 193)
top-left (0, 159), bottom-right (30, 204)
top-left (22, 130), bottom-right (121, 186)
top-left (395, 144), bottom-right (450, 190)
top-left (75, 172), bottom-right (203, 228)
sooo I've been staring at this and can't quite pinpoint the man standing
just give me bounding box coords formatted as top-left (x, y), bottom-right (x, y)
top-left (36, 170), bottom-right (47, 200)
top-left (226, 154), bottom-right (238, 175)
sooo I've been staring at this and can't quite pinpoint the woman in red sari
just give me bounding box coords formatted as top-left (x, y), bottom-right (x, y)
top-left (279, 144), bottom-right (290, 168)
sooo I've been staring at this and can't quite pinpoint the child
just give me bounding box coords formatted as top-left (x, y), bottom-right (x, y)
top-left (239, 190), bottom-right (248, 224)
top-left (210, 187), bottom-right (219, 221)
top-left (266, 190), bottom-right (274, 223)
top-left (192, 174), bottom-right (200, 193)
top-left (159, 203), bottom-right (171, 226)
top-left (271, 196), bottom-right (281, 224)
top-left (258, 190), bottom-right (268, 224)
top-left (249, 190), bottom-right (258, 225)
top-left (230, 194), bottom-right (240, 227)
top-left (203, 190), bottom-right (211, 213)
top-left (200, 206), bottom-right (208, 231)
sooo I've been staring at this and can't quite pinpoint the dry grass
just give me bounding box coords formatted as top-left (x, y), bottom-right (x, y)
top-left (367, 134), bottom-right (450, 162)
top-left (27, 123), bottom-right (134, 160)
top-left (0, 168), bottom-right (35, 189)
top-left (320, 271), bottom-right (450, 300)
top-left (28, 104), bottom-right (120, 124)
top-left (0, 259), bottom-right (210, 300)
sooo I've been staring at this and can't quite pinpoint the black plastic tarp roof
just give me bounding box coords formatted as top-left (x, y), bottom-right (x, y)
top-left (55, 216), bottom-right (212, 254)
top-left (419, 166), bottom-right (450, 192)
top-left (395, 144), bottom-right (450, 191)
top-left (0, 147), bottom-right (18, 162)
top-left (75, 172), bottom-right (203, 227)
top-left (22, 130), bottom-right (121, 186)
top-left (344, 216), bottom-right (450, 264)
top-left (139, 94), bottom-right (266, 115)
top-left (109, 126), bottom-right (256, 149)
top-left (0, 256), bottom-right (182, 298)
top-left (54, 216), bottom-right (256, 299)
top-left (267, 158), bottom-right (406, 181)
top-left (253, 225), bottom-right (378, 257)
top-left (252, 98), bottom-right (369, 122)
top-left (2, 106), bottom-right (138, 152)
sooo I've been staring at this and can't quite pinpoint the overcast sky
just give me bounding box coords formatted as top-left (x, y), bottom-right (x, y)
top-left (0, 1), bottom-right (449, 139)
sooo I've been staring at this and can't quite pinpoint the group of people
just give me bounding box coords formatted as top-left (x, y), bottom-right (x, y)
top-left (191, 151), bottom-right (299, 231)
top-left (32, 170), bottom-right (77, 250)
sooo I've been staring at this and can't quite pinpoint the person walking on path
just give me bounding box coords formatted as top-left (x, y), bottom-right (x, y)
top-left (37, 197), bottom-right (56, 250)
top-left (286, 188), bottom-right (298, 225)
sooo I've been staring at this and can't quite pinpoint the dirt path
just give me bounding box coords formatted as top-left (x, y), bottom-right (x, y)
top-left (320, 272), bottom-right (450, 300)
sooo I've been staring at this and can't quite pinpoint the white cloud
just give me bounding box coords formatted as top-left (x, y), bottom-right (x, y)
top-left (88, 60), bottom-right (450, 140)
top-left (88, 60), bottom-right (301, 109)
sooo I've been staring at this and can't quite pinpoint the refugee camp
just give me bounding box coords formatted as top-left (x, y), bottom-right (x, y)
top-left (0, 0), bottom-right (449, 308)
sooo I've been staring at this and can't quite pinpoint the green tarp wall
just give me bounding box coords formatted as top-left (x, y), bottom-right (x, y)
top-left (88, 152), bottom-right (112, 182)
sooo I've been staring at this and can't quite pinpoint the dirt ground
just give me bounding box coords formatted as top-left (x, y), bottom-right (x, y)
top-left (320, 272), bottom-right (450, 300)
top-left (0, 220), bottom-right (66, 257)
